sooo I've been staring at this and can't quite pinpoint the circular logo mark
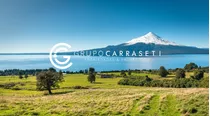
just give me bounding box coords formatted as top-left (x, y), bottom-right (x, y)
top-left (49, 43), bottom-right (73, 69)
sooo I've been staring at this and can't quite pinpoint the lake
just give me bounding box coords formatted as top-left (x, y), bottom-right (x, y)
top-left (0, 54), bottom-right (208, 71)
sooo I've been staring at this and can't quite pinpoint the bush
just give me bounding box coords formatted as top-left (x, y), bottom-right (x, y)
top-left (175, 69), bottom-right (185, 79)
top-left (158, 66), bottom-right (168, 77)
top-left (184, 62), bottom-right (198, 70)
top-left (117, 76), bottom-right (152, 86)
top-left (118, 76), bottom-right (203, 88)
top-left (88, 67), bottom-right (96, 83)
top-left (24, 74), bottom-right (28, 79)
top-left (199, 77), bottom-right (209, 88)
top-left (71, 85), bottom-right (89, 89)
top-left (3, 82), bottom-right (16, 89)
top-left (200, 66), bottom-right (209, 73)
top-left (120, 70), bottom-right (127, 77)
top-left (128, 70), bottom-right (132, 75)
top-left (1, 82), bottom-right (25, 89)
top-left (118, 78), bottom-right (129, 85)
top-left (193, 70), bottom-right (204, 80)
top-left (11, 85), bottom-right (21, 90)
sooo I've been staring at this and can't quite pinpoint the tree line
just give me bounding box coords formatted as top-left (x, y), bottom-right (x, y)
top-left (118, 76), bottom-right (208, 88)
top-left (0, 69), bottom-right (89, 76)
top-left (1, 62), bottom-right (208, 77)
top-left (118, 62), bottom-right (209, 88)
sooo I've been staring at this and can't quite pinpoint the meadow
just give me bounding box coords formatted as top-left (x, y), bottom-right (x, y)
top-left (0, 73), bottom-right (208, 116)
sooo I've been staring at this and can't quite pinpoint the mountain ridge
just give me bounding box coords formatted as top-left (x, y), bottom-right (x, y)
top-left (126, 32), bottom-right (179, 46)
top-left (68, 32), bottom-right (208, 56)
top-left (1, 32), bottom-right (207, 55)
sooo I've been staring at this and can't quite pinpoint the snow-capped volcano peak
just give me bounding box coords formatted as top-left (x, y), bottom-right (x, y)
top-left (126, 32), bottom-right (178, 46)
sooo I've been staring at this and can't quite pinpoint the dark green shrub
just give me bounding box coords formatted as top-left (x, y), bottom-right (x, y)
top-left (71, 86), bottom-right (89, 89)
top-left (128, 70), bottom-right (132, 75)
top-left (2, 82), bottom-right (25, 89)
top-left (11, 85), bottom-right (21, 90)
top-left (118, 76), bottom-right (152, 86)
top-left (175, 69), bottom-right (185, 78)
top-left (19, 71), bottom-right (23, 79)
top-left (193, 70), bottom-right (204, 80)
top-left (24, 74), bottom-right (28, 79)
top-left (184, 62), bottom-right (198, 70)
top-left (3, 82), bottom-right (16, 89)
top-left (36, 68), bottom-right (64, 94)
top-left (118, 76), bottom-right (203, 88)
top-left (120, 70), bottom-right (127, 77)
top-left (199, 77), bottom-right (209, 87)
top-left (158, 66), bottom-right (168, 77)
top-left (118, 78), bottom-right (129, 85)
top-left (189, 107), bottom-right (197, 113)
top-left (88, 67), bottom-right (96, 83)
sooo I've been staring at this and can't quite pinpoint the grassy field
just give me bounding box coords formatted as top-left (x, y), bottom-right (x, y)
top-left (0, 73), bottom-right (208, 116)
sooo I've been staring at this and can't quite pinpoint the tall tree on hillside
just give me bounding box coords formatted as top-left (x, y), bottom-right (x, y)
top-left (36, 68), bottom-right (64, 94)
top-left (158, 66), bottom-right (168, 77)
top-left (88, 67), bottom-right (95, 83)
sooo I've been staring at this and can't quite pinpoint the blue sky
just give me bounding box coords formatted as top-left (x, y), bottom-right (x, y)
top-left (0, 0), bottom-right (208, 53)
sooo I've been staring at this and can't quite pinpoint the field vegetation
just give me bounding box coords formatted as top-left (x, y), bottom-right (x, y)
top-left (0, 63), bottom-right (209, 115)
top-left (0, 72), bottom-right (208, 116)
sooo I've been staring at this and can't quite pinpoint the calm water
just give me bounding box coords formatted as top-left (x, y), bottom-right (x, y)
top-left (0, 54), bottom-right (208, 71)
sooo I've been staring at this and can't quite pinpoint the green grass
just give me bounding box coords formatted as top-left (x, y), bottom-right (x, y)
top-left (0, 73), bottom-right (208, 116)
top-left (160, 95), bottom-right (180, 116)
top-left (139, 95), bottom-right (161, 116)
top-left (61, 74), bottom-right (124, 89)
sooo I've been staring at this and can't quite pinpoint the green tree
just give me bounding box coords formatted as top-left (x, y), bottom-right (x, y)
top-left (145, 75), bottom-right (152, 81)
top-left (84, 69), bottom-right (88, 74)
top-left (24, 73), bottom-right (28, 79)
top-left (120, 70), bottom-right (127, 77)
top-left (158, 66), bottom-right (168, 77)
top-left (59, 70), bottom-right (63, 79)
top-left (175, 69), bottom-right (185, 79)
top-left (193, 70), bottom-right (204, 80)
top-left (184, 62), bottom-right (198, 70)
top-left (88, 67), bottom-right (95, 83)
top-left (49, 67), bottom-right (56, 72)
top-left (19, 71), bottom-right (23, 79)
top-left (36, 68), bottom-right (64, 94)
top-left (79, 70), bottom-right (84, 73)
top-left (128, 70), bottom-right (132, 75)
